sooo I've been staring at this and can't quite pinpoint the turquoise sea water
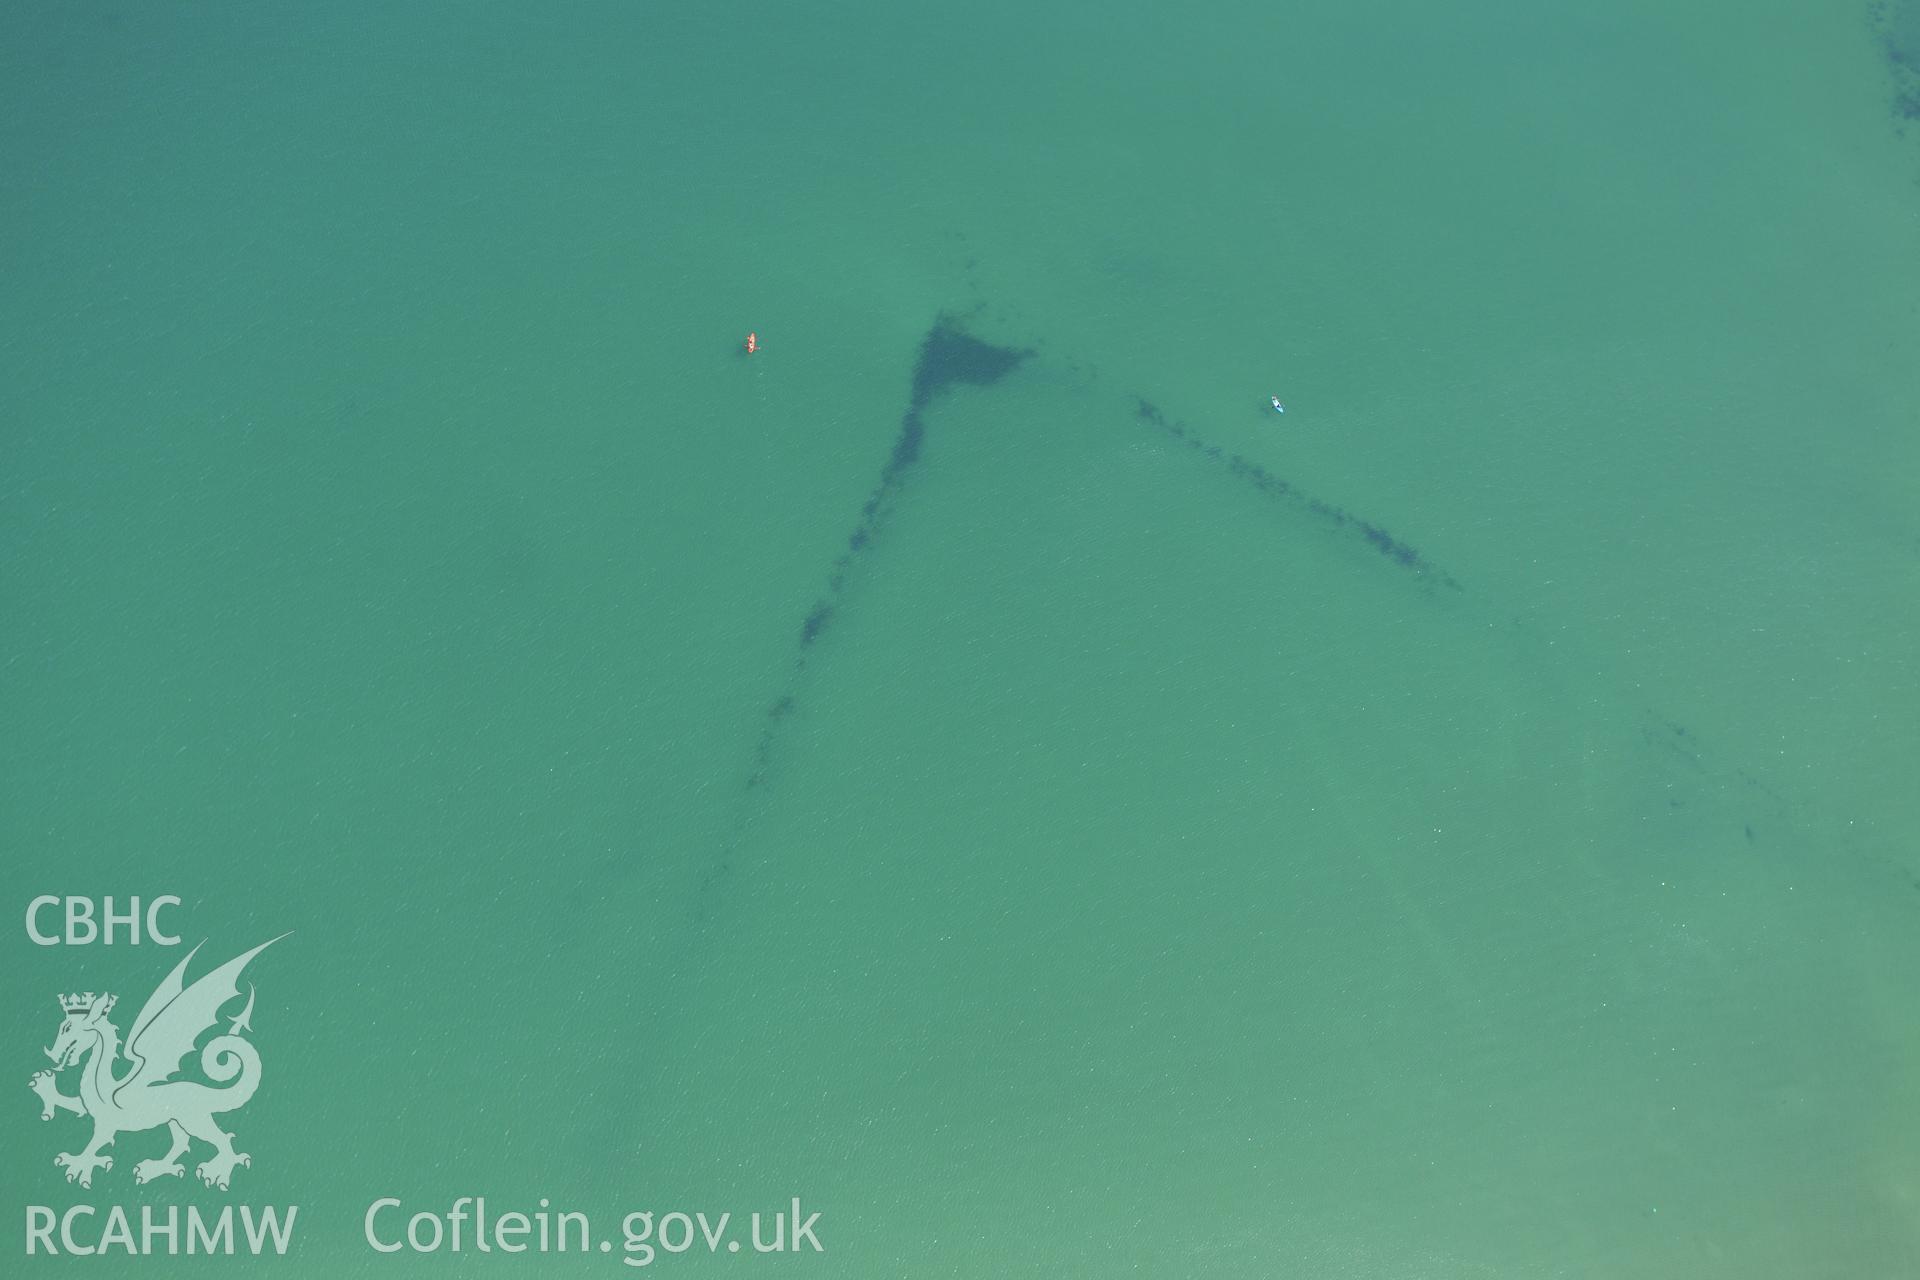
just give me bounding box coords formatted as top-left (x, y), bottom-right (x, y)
top-left (4, 1), bottom-right (1919, 1275)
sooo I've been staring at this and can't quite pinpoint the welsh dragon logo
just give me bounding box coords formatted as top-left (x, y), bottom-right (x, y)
top-left (28, 936), bottom-right (285, 1191)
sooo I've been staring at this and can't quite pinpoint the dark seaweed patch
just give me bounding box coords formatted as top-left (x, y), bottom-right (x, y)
top-left (910, 322), bottom-right (1029, 412)
top-left (741, 315), bottom-right (1029, 790)
top-left (799, 602), bottom-right (835, 647)
top-left (890, 412), bottom-right (926, 472)
top-left (795, 317), bottom-right (1031, 655)
top-left (1871, 0), bottom-right (1920, 122)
